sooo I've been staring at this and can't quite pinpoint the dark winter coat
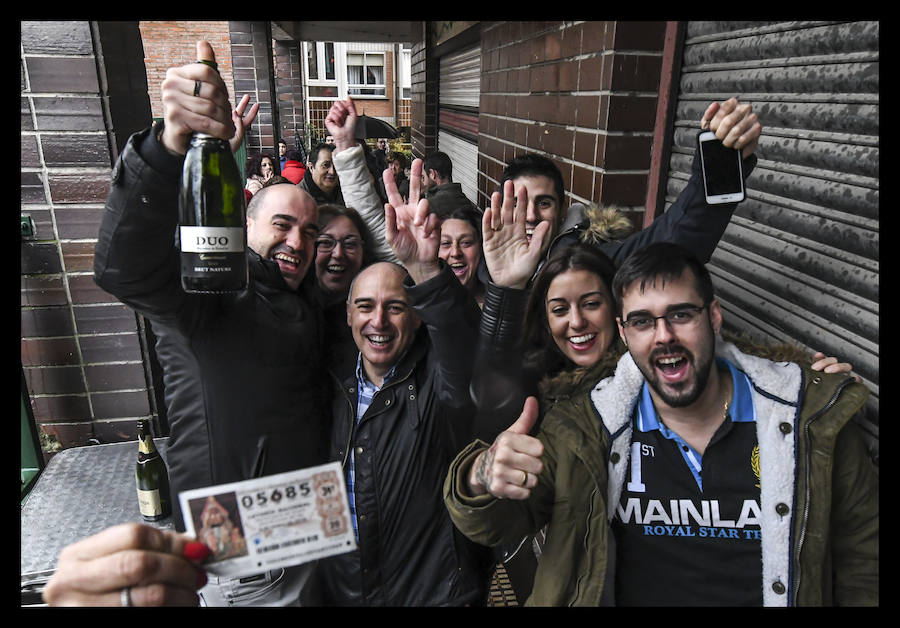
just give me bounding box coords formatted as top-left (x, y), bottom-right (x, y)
top-left (445, 341), bottom-right (878, 606)
top-left (318, 265), bottom-right (492, 606)
top-left (94, 123), bottom-right (332, 529)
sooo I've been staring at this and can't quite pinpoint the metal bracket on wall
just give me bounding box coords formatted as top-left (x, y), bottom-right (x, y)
top-left (21, 215), bottom-right (35, 240)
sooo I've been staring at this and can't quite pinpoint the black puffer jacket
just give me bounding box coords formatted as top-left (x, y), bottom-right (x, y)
top-left (94, 123), bottom-right (333, 529)
top-left (318, 265), bottom-right (492, 606)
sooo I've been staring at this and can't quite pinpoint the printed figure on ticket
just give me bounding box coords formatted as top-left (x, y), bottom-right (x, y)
top-left (179, 461), bottom-right (356, 578)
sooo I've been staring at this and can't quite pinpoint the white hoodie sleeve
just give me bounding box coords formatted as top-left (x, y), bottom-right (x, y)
top-left (332, 145), bottom-right (399, 264)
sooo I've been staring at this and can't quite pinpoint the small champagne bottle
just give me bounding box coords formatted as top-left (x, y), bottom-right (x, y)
top-left (135, 419), bottom-right (172, 521)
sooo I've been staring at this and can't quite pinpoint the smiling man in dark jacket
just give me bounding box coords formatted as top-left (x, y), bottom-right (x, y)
top-left (92, 41), bottom-right (333, 607)
top-left (316, 161), bottom-right (490, 606)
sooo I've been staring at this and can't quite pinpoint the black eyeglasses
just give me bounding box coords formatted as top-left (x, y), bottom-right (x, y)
top-left (316, 235), bottom-right (363, 253)
top-left (620, 305), bottom-right (707, 333)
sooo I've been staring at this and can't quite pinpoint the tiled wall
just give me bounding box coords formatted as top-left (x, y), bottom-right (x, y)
top-left (21, 21), bottom-right (153, 458)
top-left (409, 22), bottom-right (438, 159)
top-left (229, 21), bottom-right (275, 155)
top-left (274, 38), bottom-right (305, 151)
top-left (476, 21), bottom-right (666, 219)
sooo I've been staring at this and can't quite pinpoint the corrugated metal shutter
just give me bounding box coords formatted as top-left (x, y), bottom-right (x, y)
top-left (438, 130), bottom-right (480, 207)
top-left (439, 45), bottom-right (481, 205)
top-left (663, 21), bottom-right (879, 457)
top-left (439, 45), bottom-right (481, 108)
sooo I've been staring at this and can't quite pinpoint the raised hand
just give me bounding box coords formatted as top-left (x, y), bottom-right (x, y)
top-left (230, 93), bottom-right (259, 155)
top-left (468, 396), bottom-right (544, 500)
top-left (482, 179), bottom-right (550, 289)
top-left (324, 99), bottom-right (359, 153)
top-left (160, 41), bottom-right (258, 156)
top-left (384, 158), bottom-right (440, 283)
top-left (700, 97), bottom-right (762, 159)
top-left (43, 522), bottom-right (210, 607)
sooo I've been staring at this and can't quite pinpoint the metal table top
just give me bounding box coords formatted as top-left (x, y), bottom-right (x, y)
top-left (21, 439), bottom-right (174, 591)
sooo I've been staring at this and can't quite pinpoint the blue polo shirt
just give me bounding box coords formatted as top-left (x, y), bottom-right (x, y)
top-left (611, 358), bottom-right (763, 606)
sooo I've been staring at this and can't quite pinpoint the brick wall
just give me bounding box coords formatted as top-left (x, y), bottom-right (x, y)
top-left (274, 39), bottom-right (305, 151)
top-left (21, 21), bottom-right (154, 458)
top-left (229, 21), bottom-right (274, 155)
top-left (410, 22), bottom-right (437, 159)
top-left (351, 50), bottom-right (396, 122)
top-left (139, 21), bottom-right (235, 121)
top-left (477, 21), bottom-right (666, 221)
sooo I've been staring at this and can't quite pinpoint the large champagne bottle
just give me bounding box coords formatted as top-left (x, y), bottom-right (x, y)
top-left (135, 419), bottom-right (172, 521)
top-left (178, 60), bottom-right (248, 293)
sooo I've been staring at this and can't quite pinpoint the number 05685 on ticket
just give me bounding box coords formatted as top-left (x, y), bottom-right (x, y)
top-left (179, 462), bottom-right (356, 578)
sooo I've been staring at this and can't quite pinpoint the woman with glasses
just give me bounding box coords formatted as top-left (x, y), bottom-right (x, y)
top-left (313, 204), bottom-right (381, 373)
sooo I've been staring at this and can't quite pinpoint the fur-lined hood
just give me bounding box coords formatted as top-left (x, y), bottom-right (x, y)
top-left (578, 205), bottom-right (636, 246)
top-left (548, 203), bottom-right (635, 261)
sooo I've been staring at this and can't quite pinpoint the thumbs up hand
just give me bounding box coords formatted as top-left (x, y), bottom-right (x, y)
top-left (467, 396), bottom-right (544, 500)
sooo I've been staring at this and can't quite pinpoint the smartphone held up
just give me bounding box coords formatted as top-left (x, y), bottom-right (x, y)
top-left (698, 131), bottom-right (745, 205)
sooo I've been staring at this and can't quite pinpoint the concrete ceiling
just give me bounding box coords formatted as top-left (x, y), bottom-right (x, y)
top-left (271, 21), bottom-right (413, 43)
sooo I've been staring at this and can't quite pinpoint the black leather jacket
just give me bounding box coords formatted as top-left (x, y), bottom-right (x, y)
top-left (94, 123), bottom-right (332, 529)
top-left (318, 265), bottom-right (492, 606)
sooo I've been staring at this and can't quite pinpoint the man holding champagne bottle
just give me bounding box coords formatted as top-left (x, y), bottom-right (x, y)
top-left (84, 40), bottom-right (335, 606)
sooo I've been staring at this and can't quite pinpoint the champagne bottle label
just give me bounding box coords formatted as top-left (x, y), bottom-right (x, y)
top-left (179, 226), bottom-right (244, 253)
top-left (137, 487), bottom-right (164, 517)
top-left (178, 127), bottom-right (247, 294)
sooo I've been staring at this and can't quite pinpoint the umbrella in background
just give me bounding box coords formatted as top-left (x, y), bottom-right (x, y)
top-left (354, 115), bottom-right (400, 140)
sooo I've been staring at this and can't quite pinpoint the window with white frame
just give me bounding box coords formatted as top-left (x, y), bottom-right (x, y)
top-left (399, 46), bottom-right (411, 99)
top-left (347, 52), bottom-right (386, 96)
top-left (306, 41), bottom-right (336, 81)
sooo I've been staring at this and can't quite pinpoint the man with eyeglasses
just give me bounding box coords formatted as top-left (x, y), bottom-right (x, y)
top-left (444, 241), bottom-right (877, 606)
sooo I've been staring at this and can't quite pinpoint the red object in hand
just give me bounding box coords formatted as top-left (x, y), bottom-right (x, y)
top-left (183, 541), bottom-right (212, 562)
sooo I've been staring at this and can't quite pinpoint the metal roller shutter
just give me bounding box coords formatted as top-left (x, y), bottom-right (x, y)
top-left (663, 21), bottom-right (879, 458)
top-left (439, 44), bottom-right (481, 108)
top-left (438, 45), bottom-right (481, 206)
top-left (438, 130), bottom-right (480, 209)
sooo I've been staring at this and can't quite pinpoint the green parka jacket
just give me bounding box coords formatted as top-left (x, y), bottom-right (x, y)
top-left (444, 340), bottom-right (878, 606)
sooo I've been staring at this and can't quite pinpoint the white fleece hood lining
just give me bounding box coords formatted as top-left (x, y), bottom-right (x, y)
top-left (589, 340), bottom-right (801, 606)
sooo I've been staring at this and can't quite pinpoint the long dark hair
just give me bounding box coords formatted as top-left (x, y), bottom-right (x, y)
top-left (245, 152), bottom-right (278, 178)
top-left (523, 241), bottom-right (618, 376)
top-left (442, 205), bottom-right (485, 296)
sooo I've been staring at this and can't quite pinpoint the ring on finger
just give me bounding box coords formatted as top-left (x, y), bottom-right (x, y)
top-left (121, 586), bottom-right (133, 607)
top-left (521, 470), bottom-right (528, 486)
top-left (193, 80), bottom-right (202, 97)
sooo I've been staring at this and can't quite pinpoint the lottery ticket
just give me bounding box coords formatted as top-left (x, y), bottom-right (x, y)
top-left (179, 461), bottom-right (356, 578)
